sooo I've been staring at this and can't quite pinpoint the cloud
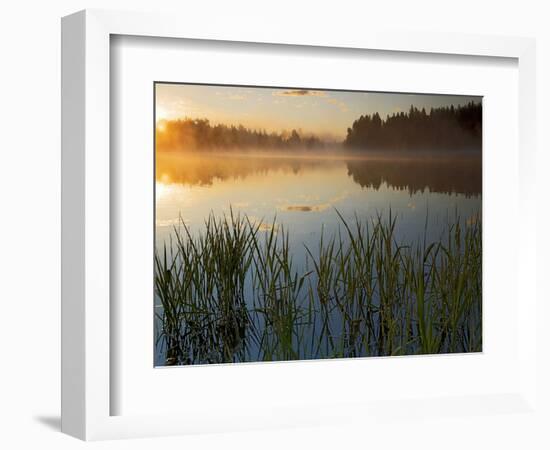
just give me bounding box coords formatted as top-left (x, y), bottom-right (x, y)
top-left (326, 98), bottom-right (349, 113)
top-left (214, 91), bottom-right (246, 100)
top-left (279, 191), bottom-right (349, 213)
top-left (329, 192), bottom-right (349, 203)
top-left (282, 204), bottom-right (331, 212)
top-left (247, 215), bottom-right (280, 232)
top-left (257, 222), bottom-right (279, 232)
top-left (274, 89), bottom-right (327, 97)
top-left (272, 89), bottom-right (349, 112)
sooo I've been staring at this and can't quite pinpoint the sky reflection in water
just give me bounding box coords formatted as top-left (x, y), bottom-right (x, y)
top-left (156, 151), bottom-right (481, 250)
top-left (154, 151), bottom-right (482, 364)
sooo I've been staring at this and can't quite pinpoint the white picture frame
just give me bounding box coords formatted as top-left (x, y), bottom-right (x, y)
top-left (61, 9), bottom-right (538, 441)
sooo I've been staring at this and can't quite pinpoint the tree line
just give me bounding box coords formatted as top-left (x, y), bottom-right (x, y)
top-left (156, 101), bottom-right (482, 152)
top-left (156, 118), bottom-right (324, 151)
top-left (344, 102), bottom-right (482, 151)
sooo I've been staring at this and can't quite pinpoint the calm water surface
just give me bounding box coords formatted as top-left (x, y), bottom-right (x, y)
top-left (154, 149), bottom-right (482, 364)
top-left (156, 151), bottom-right (481, 246)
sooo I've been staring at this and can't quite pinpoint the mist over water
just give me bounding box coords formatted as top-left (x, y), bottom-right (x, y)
top-left (155, 149), bottom-right (481, 245)
top-left (154, 149), bottom-right (481, 365)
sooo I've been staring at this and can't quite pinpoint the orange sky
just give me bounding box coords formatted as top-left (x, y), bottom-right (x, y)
top-left (156, 83), bottom-right (481, 140)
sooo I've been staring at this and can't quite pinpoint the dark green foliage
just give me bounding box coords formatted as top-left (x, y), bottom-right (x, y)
top-left (344, 102), bottom-right (482, 151)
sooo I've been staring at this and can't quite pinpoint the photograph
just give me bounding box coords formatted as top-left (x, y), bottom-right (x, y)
top-left (154, 83), bottom-right (482, 366)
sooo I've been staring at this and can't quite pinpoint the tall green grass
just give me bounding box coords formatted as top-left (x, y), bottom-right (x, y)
top-left (155, 210), bottom-right (482, 365)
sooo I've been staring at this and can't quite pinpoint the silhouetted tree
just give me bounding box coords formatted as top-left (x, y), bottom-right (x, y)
top-left (344, 102), bottom-right (482, 151)
top-left (156, 118), bottom-right (325, 152)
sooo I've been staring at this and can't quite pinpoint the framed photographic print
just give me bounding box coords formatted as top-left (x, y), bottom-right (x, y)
top-left (153, 82), bottom-right (483, 367)
top-left (61, 9), bottom-right (538, 441)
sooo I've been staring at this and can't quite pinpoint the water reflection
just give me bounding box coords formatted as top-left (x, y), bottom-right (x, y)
top-left (156, 152), bottom-right (336, 186)
top-left (346, 155), bottom-right (481, 197)
top-left (156, 150), bottom-right (481, 196)
top-left (154, 150), bottom-right (482, 365)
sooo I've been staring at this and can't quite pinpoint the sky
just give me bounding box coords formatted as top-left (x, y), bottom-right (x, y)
top-left (155, 83), bottom-right (481, 140)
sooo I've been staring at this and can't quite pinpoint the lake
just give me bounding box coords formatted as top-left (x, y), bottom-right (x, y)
top-left (156, 151), bottom-right (481, 248)
top-left (154, 150), bottom-right (482, 365)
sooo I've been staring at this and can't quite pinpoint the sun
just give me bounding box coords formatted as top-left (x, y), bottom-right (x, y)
top-left (155, 181), bottom-right (171, 202)
top-left (156, 119), bottom-right (167, 133)
top-left (155, 105), bottom-right (167, 121)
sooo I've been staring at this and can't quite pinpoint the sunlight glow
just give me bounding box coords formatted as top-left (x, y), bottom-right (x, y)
top-left (156, 119), bottom-right (167, 133)
top-left (155, 181), bottom-right (172, 202)
top-left (156, 106), bottom-right (167, 121)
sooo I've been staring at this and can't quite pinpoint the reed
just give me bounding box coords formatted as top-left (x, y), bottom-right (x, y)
top-left (155, 209), bottom-right (482, 365)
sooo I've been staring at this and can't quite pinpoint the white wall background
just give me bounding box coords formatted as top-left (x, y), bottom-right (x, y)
top-left (0, 1), bottom-right (547, 448)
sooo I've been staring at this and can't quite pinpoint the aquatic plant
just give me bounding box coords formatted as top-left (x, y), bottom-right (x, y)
top-left (155, 210), bottom-right (482, 365)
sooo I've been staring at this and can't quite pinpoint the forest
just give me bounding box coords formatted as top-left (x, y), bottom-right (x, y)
top-left (344, 101), bottom-right (482, 151)
top-left (156, 118), bottom-right (324, 152)
top-left (156, 101), bottom-right (482, 152)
